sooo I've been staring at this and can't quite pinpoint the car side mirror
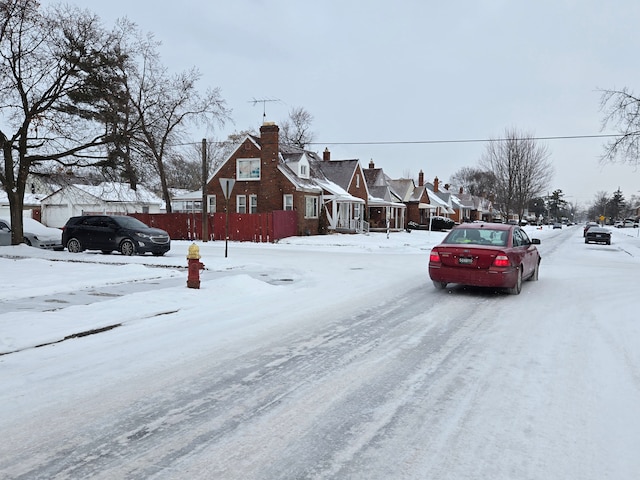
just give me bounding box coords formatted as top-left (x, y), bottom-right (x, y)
top-left (531, 238), bottom-right (541, 244)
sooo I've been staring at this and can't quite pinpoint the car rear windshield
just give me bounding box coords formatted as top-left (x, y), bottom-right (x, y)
top-left (444, 228), bottom-right (507, 246)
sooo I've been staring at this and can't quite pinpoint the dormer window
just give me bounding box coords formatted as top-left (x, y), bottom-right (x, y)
top-left (300, 164), bottom-right (308, 177)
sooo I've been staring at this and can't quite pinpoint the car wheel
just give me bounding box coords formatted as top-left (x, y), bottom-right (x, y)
top-left (508, 267), bottom-right (522, 295)
top-left (607, 240), bottom-right (611, 245)
top-left (432, 280), bottom-right (447, 290)
top-left (120, 239), bottom-right (136, 256)
top-left (529, 260), bottom-right (539, 281)
top-left (66, 238), bottom-right (82, 253)
top-left (584, 239), bottom-right (589, 244)
top-left (23, 237), bottom-right (32, 246)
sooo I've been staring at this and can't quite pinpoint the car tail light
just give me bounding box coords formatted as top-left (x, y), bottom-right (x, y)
top-left (429, 250), bottom-right (441, 263)
top-left (492, 254), bottom-right (511, 267)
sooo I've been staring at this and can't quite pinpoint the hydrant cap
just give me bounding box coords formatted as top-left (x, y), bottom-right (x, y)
top-left (187, 243), bottom-right (201, 260)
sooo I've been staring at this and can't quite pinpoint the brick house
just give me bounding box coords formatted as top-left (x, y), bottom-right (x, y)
top-left (206, 122), bottom-right (368, 236)
top-left (388, 171), bottom-right (436, 226)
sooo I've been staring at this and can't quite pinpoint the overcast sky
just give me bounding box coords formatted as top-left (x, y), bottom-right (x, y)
top-left (44, 0), bottom-right (640, 206)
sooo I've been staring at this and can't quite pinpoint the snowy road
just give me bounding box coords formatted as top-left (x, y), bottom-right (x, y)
top-left (1, 227), bottom-right (639, 479)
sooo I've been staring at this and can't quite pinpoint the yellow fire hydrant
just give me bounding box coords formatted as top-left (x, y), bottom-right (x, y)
top-left (187, 243), bottom-right (205, 289)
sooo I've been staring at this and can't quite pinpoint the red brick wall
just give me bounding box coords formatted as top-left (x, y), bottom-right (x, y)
top-left (347, 164), bottom-right (369, 216)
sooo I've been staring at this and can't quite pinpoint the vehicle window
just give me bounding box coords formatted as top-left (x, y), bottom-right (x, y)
top-left (446, 229), bottom-right (479, 244)
top-left (81, 217), bottom-right (103, 227)
top-left (518, 229), bottom-right (532, 245)
top-left (446, 228), bottom-right (506, 246)
top-left (113, 216), bottom-right (149, 229)
top-left (100, 218), bottom-right (118, 228)
top-left (487, 230), bottom-right (507, 246)
top-left (513, 229), bottom-right (529, 247)
top-left (0, 221), bottom-right (10, 231)
top-left (512, 230), bottom-right (520, 247)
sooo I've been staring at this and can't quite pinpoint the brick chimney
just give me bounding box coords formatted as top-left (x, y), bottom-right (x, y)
top-left (418, 170), bottom-right (424, 186)
top-left (323, 147), bottom-right (330, 161)
top-left (260, 122), bottom-right (279, 164)
top-left (434, 176), bottom-right (439, 192)
top-left (369, 159), bottom-right (375, 169)
top-left (258, 123), bottom-right (280, 212)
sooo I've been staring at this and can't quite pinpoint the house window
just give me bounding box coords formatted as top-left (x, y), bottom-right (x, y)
top-left (300, 164), bottom-right (308, 177)
top-left (207, 195), bottom-right (216, 213)
top-left (354, 203), bottom-right (361, 219)
top-left (305, 196), bottom-right (319, 218)
top-left (249, 194), bottom-right (258, 214)
top-left (283, 194), bottom-right (293, 211)
top-left (236, 158), bottom-right (260, 180)
top-left (356, 173), bottom-right (360, 188)
top-left (237, 195), bottom-right (247, 213)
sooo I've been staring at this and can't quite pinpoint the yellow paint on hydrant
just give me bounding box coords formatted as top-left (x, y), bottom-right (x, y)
top-left (187, 243), bottom-right (201, 260)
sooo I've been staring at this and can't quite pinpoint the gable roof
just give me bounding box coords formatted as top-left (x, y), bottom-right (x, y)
top-left (363, 167), bottom-right (386, 187)
top-left (310, 159), bottom-right (361, 192)
top-left (43, 182), bottom-right (163, 205)
top-left (387, 179), bottom-right (415, 202)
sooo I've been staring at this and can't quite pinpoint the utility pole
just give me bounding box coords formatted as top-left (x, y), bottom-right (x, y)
top-left (201, 138), bottom-right (208, 242)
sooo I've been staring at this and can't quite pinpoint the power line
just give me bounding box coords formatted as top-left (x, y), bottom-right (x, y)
top-left (306, 133), bottom-right (621, 147)
top-left (172, 133), bottom-right (622, 148)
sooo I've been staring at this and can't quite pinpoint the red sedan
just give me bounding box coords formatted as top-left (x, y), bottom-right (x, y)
top-left (428, 223), bottom-right (541, 295)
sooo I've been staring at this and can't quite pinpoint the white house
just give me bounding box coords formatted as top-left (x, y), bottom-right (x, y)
top-left (41, 182), bottom-right (164, 227)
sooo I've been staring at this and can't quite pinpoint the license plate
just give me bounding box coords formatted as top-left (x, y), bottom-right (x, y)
top-left (458, 257), bottom-right (473, 264)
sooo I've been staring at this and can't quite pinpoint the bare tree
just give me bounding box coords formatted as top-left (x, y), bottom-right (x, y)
top-left (480, 128), bottom-right (553, 221)
top-left (123, 31), bottom-right (231, 212)
top-left (0, 0), bottom-right (125, 244)
top-left (208, 129), bottom-right (256, 174)
top-left (164, 154), bottom-right (203, 192)
top-left (587, 191), bottom-right (610, 222)
top-left (449, 166), bottom-right (496, 197)
top-left (599, 87), bottom-right (640, 167)
top-left (280, 107), bottom-right (315, 148)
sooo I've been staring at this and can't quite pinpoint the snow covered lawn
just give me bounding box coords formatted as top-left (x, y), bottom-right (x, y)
top-left (1, 225), bottom-right (639, 479)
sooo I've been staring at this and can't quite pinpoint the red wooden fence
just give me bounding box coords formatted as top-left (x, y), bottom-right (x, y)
top-left (131, 211), bottom-right (297, 242)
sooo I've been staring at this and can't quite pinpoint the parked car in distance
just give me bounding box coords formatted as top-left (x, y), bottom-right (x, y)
top-left (62, 215), bottom-right (171, 256)
top-left (428, 223), bottom-right (541, 295)
top-left (584, 227), bottom-right (611, 245)
top-left (0, 217), bottom-right (63, 250)
top-left (615, 219), bottom-right (637, 228)
top-left (553, 222), bottom-right (562, 229)
top-left (583, 221), bottom-right (599, 237)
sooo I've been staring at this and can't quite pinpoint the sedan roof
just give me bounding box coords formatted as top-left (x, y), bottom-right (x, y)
top-left (454, 222), bottom-right (513, 231)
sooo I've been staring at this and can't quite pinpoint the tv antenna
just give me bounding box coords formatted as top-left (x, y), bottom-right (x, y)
top-left (249, 97), bottom-right (281, 121)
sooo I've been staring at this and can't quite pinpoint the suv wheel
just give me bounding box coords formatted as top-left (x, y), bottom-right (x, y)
top-left (120, 239), bottom-right (136, 256)
top-left (67, 238), bottom-right (82, 253)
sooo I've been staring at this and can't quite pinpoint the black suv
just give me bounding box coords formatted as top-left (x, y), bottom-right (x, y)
top-left (62, 215), bottom-right (171, 256)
